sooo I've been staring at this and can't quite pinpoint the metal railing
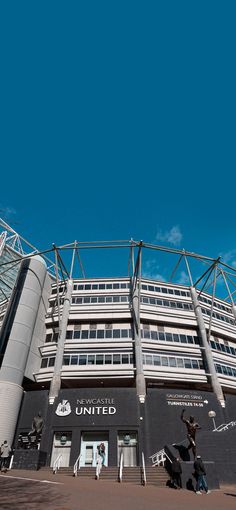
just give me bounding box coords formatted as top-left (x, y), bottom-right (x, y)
top-left (141, 452), bottom-right (147, 486)
top-left (52, 453), bottom-right (62, 474)
top-left (213, 421), bottom-right (236, 432)
top-left (118, 451), bottom-right (124, 482)
top-left (149, 448), bottom-right (172, 467)
top-left (73, 453), bottom-right (81, 476)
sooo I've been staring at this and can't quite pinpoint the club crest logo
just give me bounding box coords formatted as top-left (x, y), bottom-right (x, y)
top-left (55, 400), bottom-right (71, 416)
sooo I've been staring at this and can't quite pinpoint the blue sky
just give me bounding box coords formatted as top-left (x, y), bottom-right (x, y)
top-left (0, 2), bottom-right (236, 287)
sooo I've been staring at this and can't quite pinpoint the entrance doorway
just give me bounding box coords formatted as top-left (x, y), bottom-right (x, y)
top-left (118, 432), bottom-right (138, 466)
top-left (80, 432), bottom-right (109, 467)
top-left (50, 432), bottom-right (72, 467)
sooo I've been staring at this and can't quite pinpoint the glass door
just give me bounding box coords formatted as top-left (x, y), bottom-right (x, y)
top-left (80, 432), bottom-right (109, 467)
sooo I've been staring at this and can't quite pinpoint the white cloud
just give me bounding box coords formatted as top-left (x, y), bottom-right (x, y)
top-left (221, 249), bottom-right (236, 268)
top-left (155, 225), bottom-right (183, 247)
top-left (143, 259), bottom-right (166, 281)
top-left (0, 205), bottom-right (16, 220)
top-left (176, 270), bottom-right (190, 285)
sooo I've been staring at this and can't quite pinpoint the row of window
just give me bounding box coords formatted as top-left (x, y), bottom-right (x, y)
top-left (73, 282), bottom-right (130, 291)
top-left (215, 363), bottom-right (236, 378)
top-left (41, 353), bottom-right (134, 368)
top-left (141, 284), bottom-right (190, 297)
top-left (71, 295), bottom-right (129, 305)
top-left (141, 296), bottom-right (193, 310)
top-left (143, 354), bottom-right (204, 369)
top-left (51, 282), bottom-right (190, 295)
top-left (211, 340), bottom-right (236, 356)
top-left (201, 307), bottom-right (235, 325)
top-left (198, 295), bottom-right (231, 314)
top-left (45, 329), bottom-right (132, 342)
top-left (45, 329), bottom-right (199, 344)
top-left (141, 330), bottom-right (199, 344)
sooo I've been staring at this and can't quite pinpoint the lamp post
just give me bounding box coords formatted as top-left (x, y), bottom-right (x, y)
top-left (208, 410), bottom-right (216, 430)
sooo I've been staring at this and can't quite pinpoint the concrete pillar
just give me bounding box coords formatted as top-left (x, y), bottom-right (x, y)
top-left (132, 284), bottom-right (146, 402)
top-left (0, 256), bottom-right (47, 445)
top-left (49, 279), bottom-right (73, 404)
top-left (190, 286), bottom-right (225, 407)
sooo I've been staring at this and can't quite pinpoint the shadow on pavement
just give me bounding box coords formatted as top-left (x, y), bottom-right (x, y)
top-left (0, 476), bottom-right (66, 510)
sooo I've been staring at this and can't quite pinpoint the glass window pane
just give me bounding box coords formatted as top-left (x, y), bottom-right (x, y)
top-left (165, 333), bottom-right (172, 342)
top-left (121, 329), bottom-right (128, 338)
top-left (105, 355), bottom-right (112, 364)
top-left (151, 331), bottom-right (158, 340)
top-left (89, 330), bottom-right (96, 339)
top-left (63, 356), bottom-right (70, 366)
top-left (161, 357), bottom-right (168, 366)
top-left (81, 330), bottom-right (89, 339)
top-left (177, 358), bottom-right (184, 368)
top-left (48, 357), bottom-right (55, 367)
top-left (73, 330), bottom-right (81, 339)
top-left (184, 359), bottom-right (192, 368)
top-left (158, 332), bottom-right (165, 341)
top-left (113, 329), bottom-right (120, 338)
top-left (173, 334), bottom-right (179, 342)
top-left (96, 355), bottom-right (104, 365)
top-left (41, 358), bottom-right (48, 368)
top-left (97, 330), bottom-right (104, 339)
top-left (66, 331), bottom-right (73, 339)
top-left (79, 356), bottom-right (87, 365)
top-left (122, 354), bottom-right (129, 364)
top-left (153, 356), bottom-right (161, 366)
top-left (71, 356), bottom-right (78, 365)
top-left (169, 358), bottom-right (176, 367)
top-left (113, 354), bottom-right (120, 364)
top-left (105, 330), bottom-right (112, 339)
top-left (88, 355), bottom-right (95, 365)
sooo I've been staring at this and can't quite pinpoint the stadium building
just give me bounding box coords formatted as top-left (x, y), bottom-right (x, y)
top-left (0, 219), bottom-right (236, 483)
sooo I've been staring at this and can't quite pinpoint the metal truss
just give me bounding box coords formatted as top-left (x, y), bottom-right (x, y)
top-left (1, 218), bottom-right (236, 308)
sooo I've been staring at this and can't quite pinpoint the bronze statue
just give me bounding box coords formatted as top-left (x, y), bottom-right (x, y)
top-left (181, 409), bottom-right (201, 458)
top-left (28, 412), bottom-right (44, 440)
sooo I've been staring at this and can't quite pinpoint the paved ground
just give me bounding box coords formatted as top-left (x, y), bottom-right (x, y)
top-left (0, 470), bottom-right (236, 510)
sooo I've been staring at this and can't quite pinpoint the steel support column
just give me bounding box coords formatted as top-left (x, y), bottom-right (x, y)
top-left (190, 286), bottom-right (225, 407)
top-left (49, 279), bottom-right (73, 404)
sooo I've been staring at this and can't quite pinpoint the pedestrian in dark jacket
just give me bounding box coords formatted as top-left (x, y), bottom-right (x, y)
top-left (171, 457), bottom-right (182, 489)
top-left (0, 440), bottom-right (11, 473)
top-left (193, 455), bottom-right (211, 494)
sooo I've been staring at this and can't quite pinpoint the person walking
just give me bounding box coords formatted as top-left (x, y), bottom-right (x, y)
top-left (171, 456), bottom-right (182, 489)
top-left (0, 440), bottom-right (11, 473)
top-left (193, 455), bottom-right (211, 494)
top-left (98, 442), bottom-right (106, 466)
